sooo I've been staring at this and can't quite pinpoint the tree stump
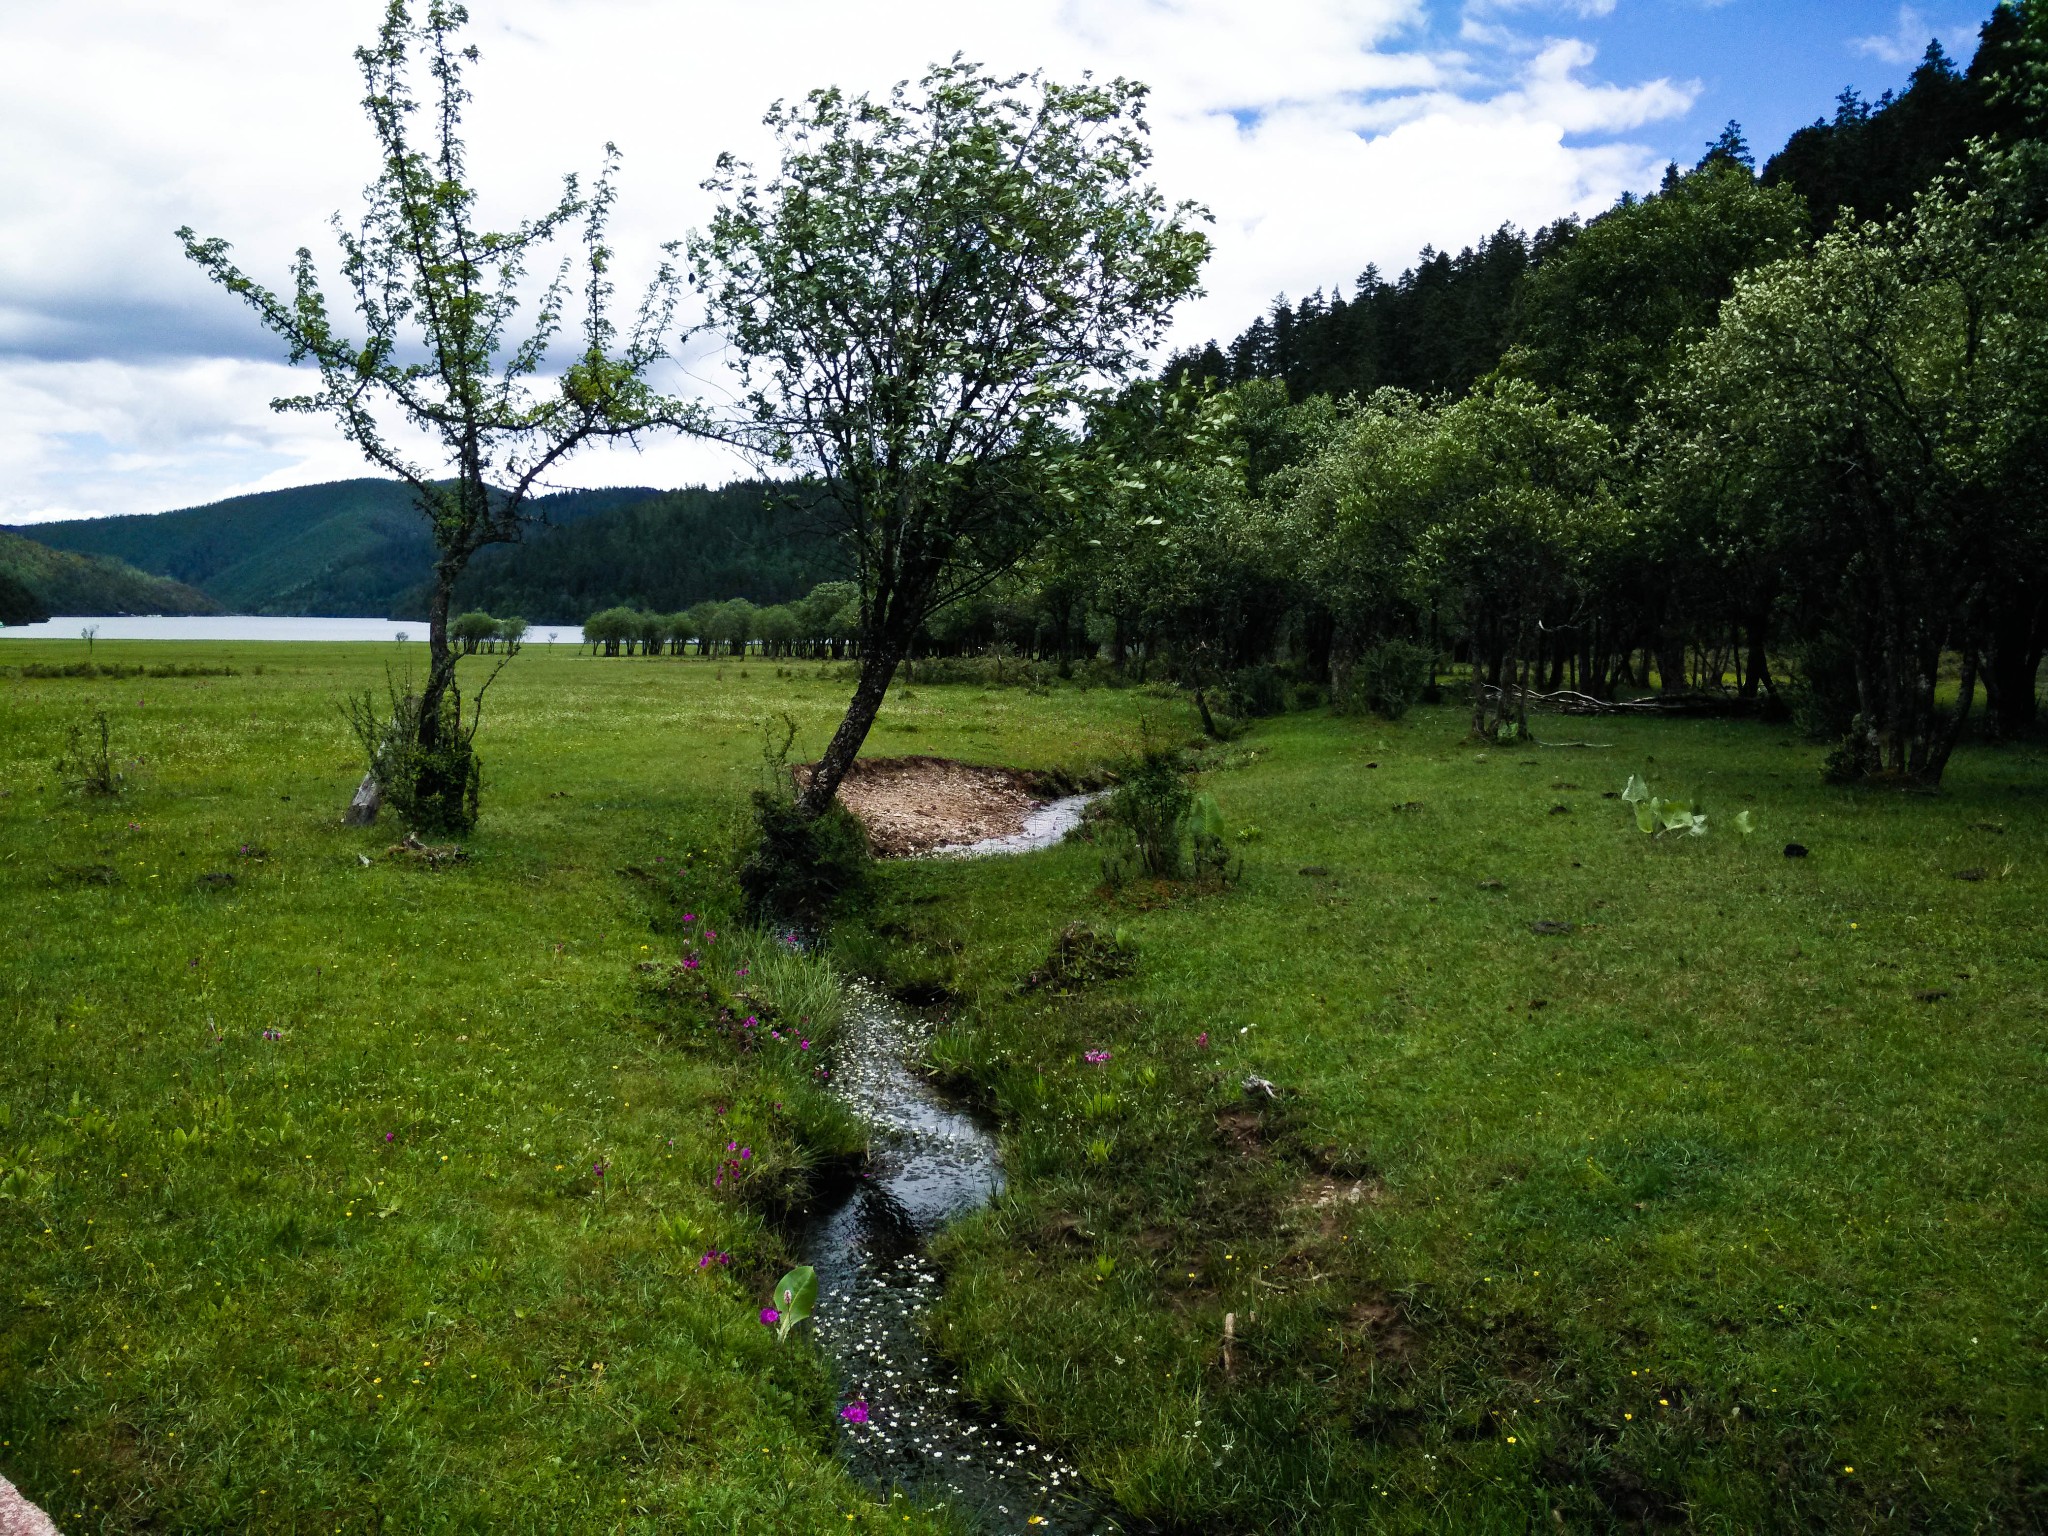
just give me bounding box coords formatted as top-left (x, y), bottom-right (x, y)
top-left (343, 772), bottom-right (382, 827)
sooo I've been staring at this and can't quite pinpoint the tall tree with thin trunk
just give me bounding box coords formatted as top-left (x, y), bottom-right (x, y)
top-left (692, 60), bottom-right (1210, 817)
top-left (178, 0), bottom-right (695, 828)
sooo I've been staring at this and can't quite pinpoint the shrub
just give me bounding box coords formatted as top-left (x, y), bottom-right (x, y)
top-left (735, 716), bottom-right (869, 924)
top-left (1353, 639), bottom-right (1432, 720)
top-left (346, 678), bottom-right (482, 836)
top-left (1224, 664), bottom-right (1287, 719)
top-left (54, 711), bottom-right (122, 796)
top-left (1787, 635), bottom-right (1861, 742)
top-left (1101, 734), bottom-right (1195, 882)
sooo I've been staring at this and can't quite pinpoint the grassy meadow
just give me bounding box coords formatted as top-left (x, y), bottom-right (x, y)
top-left (2, 640), bottom-right (2044, 1533)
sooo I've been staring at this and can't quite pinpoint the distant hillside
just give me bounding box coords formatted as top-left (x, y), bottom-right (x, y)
top-left (0, 529), bottom-right (215, 618)
top-left (446, 480), bottom-right (846, 623)
top-left (11, 479), bottom-right (657, 618)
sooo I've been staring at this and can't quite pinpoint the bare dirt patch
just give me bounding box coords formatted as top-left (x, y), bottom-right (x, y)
top-left (808, 755), bottom-right (1050, 858)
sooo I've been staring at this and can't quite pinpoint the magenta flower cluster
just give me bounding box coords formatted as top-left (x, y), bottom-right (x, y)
top-left (839, 1400), bottom-right (870, 1424)
top-left (1084, 1049), bottom-right (1112, 1065)
top-left (713, 1142), bottom-right (753, 1189)
top-left (697, 1249), bottom-right (731, 1269)
top-left (759, 1307), bottom-right (780, 1327)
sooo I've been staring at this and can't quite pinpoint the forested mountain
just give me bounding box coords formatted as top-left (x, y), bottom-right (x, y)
top-left (0, 529), bottom-right (215, 618)
top-left (1167, 9), bottom-right (2032, 403)
top-left (445, 480), bottom-right (844, 622)
top-left (10, 480), bottom-right (656, 617)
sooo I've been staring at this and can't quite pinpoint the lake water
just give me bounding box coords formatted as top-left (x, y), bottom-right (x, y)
top-left (0, 616), bottom-right (588, 644)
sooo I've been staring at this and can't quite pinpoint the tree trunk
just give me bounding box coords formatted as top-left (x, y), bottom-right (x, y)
top-left (1924, 650), bottom-right (1979, 786)
top-left (796, 642), bottom-right (903, 819)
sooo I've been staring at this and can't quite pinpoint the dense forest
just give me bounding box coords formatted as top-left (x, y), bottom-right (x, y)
top-left (444, 480), bottom-right (845, 621)
top-left (0, 528), bottom-right (214, 620)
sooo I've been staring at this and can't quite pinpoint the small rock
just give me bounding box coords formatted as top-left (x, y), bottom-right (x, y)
top-left (1242, 1074), bottom-right (1279, 1099)
top-left (1548, 804), bottom-right (1571, 816)
top-left (1784, 843), bottom-right (1809, 859)
top-left (1477, 879), bottom-right (1505, 890)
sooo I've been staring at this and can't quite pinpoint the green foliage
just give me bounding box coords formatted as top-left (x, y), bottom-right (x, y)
top-left (695, 57), bottom-right (1210, 808)
top-left (53, 711), bottom-right (122, 797)
top-left (1101, 736), bottom-right (1196, 882)
top-left (0, 569), bottom-right (49, 626)
top-left (0, 530), bottom-right (212, 620)
top-left (453, 482), bottom-right (843, 622)
top-left (1224, 664), bottom-right (1286, 718)
top-left (1622, 775), bottom-right (1708, 836)
top-left (449, 611), bottom-right (499, 653)
top-left (735, 718), bottom-right (869, 924)
top-left (1352, 639), bottom-right (1432, 720)
top-left (1508, 157), bottom-right (1808, 428)
top-left (346, 676), bottom-right (483, 836)
top-left (768, 1265), bottom-right (818, 1343)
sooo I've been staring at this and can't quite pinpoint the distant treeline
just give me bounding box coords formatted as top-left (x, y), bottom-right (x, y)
top-left (1163, 22), bottom-right (2035, 403)
top-left (447, 481), bottom-right (844, 623)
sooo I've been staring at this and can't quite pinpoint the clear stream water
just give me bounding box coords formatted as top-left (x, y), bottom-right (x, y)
top-left (804, 797), bottom-right (1125, 1533)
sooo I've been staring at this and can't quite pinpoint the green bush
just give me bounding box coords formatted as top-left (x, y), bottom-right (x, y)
top-left (735, 716), bottom-right (869, 924)
top-left (1101, 735), bottom-right (1196, 882)
top-left (1353, 639), bottom-right (1432, 720)
top-left (346, 680), bottom-right (482, 835)
top-left (54, 711), bottom-right (122, 796)
top-left (1224, 664), bottom-right (1287, 719)
top-left (737, 795), bottom-right (869, 924)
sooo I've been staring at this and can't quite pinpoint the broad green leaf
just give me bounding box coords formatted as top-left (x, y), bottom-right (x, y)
top-left (1734, 809), bottom-right (1756, 837)
top-left (1190, 791), bottom-right (1226, 843)
top-left (1658, 799), bottom-right (1696, 832)
top-left (1634, 799), bottom-right (1656, 833)
top-left (1621, 775), bottom-right (1649, 804)
top-left (772, 1265), bottom-right (817, 1343)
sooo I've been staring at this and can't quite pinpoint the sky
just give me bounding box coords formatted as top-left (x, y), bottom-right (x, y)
top-left (0, 0), bottom-right (1993, 525)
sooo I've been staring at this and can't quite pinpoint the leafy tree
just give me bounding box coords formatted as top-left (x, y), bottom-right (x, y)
top-left (710, 597), bottom-right (758, 658)
top-left (1509, 155), bottom-right (1809, 430)
top-left (495, 615), bottom-right (528, 654)
top-left (756, 604), bottom-right (799, 658)
top-left (682, 602), bottom-right (722, 655)
top-left (449, 610), bottom-right (498, 653)
top-left (1407, 382), bottom-right (1620, 739)
top-left (693, 59), bottom-right (1210, 815)
top-left (795, 580), bottom-right (860, 658)
top-left (585, 606), bottom-right (637, 656)
top-left (1666, 160), bottom-right (2048, 782)
top-left (178, 0), bottom-right (693, 829)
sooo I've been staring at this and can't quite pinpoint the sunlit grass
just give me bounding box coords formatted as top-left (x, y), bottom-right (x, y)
top-left (0, 641), bottom-right (1139, 1534)
top-left (5, 639), bottom-right (2043, 1532)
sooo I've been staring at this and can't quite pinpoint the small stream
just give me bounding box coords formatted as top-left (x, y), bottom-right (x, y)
top-left (802, 794), bottom-right (1122, 1532)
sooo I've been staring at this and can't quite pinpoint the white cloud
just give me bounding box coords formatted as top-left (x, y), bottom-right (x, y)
top-left (1851, 5), bottom-right (1968, 67)
top-left (0, 0), bottom-right (1695, 522)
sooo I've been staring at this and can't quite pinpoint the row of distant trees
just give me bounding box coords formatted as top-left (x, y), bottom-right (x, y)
top-left (583, 582), bottom-right (859, 658)
top-left (448, 612), bottom-right (530, 655)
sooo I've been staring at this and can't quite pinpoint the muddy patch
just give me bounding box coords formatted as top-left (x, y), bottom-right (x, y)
top-left (808, 756), bottom-right (1089, 859)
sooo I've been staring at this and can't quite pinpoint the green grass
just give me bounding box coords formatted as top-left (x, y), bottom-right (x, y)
top-left (0, 642), bottom-right (1134, 1534)
top-left (846, 709), bottom-right (2048, 1532)
top-left (4, 642), bottom-right (2044, 1532)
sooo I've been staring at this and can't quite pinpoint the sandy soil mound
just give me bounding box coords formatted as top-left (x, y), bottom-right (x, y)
top-left (812, 755), bottom-right (1050, 858)
top-left (0, 1475), bottom-right (58, 1536)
